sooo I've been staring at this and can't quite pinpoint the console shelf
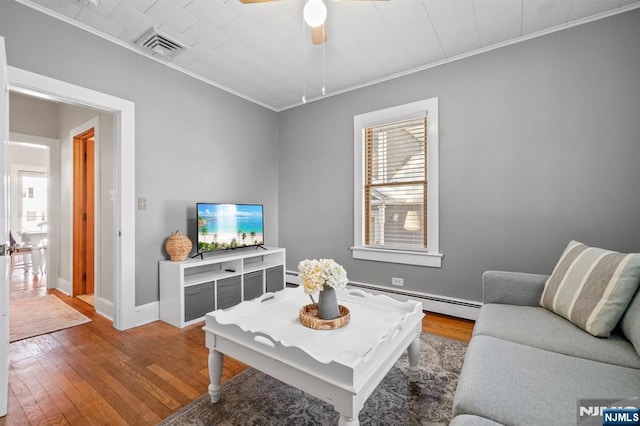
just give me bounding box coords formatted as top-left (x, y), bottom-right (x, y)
top-left (159, 247), bottom-right (286, 328)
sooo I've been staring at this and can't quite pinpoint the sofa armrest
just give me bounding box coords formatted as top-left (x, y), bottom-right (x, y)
top-left (482, 271), bottom-right (549, 306)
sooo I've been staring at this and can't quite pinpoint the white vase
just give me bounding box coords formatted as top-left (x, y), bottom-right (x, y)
top-left (317, 286), bottom-right (340, 320)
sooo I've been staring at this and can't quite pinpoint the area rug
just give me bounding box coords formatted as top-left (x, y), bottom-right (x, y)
top-left (159, 333), bottom-right (467, 426)
top-left (10, 295), bottom-right (91, 342)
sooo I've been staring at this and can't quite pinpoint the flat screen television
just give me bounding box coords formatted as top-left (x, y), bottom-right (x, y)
top-left (197, 203), bottom-right (264, 253)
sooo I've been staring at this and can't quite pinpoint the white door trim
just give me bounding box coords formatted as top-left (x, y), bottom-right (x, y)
top-left (7, 66), bottom-right (136, 331)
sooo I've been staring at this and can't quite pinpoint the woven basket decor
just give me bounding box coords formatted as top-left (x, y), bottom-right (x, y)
top-left (165, 230), bottom-right (192, 261)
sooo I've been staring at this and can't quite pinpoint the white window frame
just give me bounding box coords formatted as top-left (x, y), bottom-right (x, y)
top-left (352, 97), bottom-right (442, 267)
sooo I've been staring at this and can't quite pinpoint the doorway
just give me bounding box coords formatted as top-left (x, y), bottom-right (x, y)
top-left (73, 128), bottom-right (95, 305)
top-left (8, 65), bottom-right (136, 330)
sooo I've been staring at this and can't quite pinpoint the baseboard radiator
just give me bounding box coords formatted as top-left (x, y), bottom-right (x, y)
top-left (286, 270), bottom-right (480, 321)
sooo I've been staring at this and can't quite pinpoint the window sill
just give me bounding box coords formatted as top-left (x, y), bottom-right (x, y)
top-left (351, 247), bottom-right (442, 268)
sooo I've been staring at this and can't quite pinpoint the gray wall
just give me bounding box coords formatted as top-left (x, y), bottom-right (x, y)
top-left (278, 9), bottom-right (640, 303)
top-left (0, 0), bottom-right (280, 306)
top-left (9, 92), bottom-right (59, 138)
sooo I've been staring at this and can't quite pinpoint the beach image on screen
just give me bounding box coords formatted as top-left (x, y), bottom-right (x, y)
top-left (197, 204), bottom-right (264, 252)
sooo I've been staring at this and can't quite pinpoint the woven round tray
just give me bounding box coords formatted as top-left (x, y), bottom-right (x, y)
top-left (299, 304), bottom-right (350, 330)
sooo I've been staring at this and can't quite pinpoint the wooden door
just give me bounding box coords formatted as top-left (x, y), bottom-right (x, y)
top-left (73, 129), bottom-right (95, 296)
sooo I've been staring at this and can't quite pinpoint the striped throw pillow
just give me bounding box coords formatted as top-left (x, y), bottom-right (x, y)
top-left (540, 241), bottom-right (640, 337)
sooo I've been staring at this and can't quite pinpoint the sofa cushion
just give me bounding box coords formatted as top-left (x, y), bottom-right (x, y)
top-left (621, 290), bottom-right (640, 356)
top-left (473, 304), bottom-right (640, 369)
top-left (452, 336), bottom-right (640, 426)
top-left (540, 240), bottom-right (640, 337)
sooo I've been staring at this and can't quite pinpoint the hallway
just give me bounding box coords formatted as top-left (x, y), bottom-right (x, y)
top-left (8, 269), bottom-right (47, 302)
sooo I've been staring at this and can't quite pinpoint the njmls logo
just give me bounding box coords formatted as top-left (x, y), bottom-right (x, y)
top-left (602, 408), bottom-right (640, 425)
top-left (578, 398), bottom-right (640, 425)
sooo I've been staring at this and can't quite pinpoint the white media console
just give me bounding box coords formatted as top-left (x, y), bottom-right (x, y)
top-left (159, 247), bottom-right (286, 328)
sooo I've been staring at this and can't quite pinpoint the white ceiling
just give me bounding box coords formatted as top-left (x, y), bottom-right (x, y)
top-left (18, 0), bottom-right (640, 111)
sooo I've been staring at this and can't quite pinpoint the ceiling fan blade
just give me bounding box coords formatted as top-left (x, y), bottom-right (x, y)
top-left (311, 24), bottom-right (327, 45)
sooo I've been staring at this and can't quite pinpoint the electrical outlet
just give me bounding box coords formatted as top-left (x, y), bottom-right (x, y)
top-left (391, 277), bottom-right (404, 286)
top-left (137, 197), bottom-right (147, 210)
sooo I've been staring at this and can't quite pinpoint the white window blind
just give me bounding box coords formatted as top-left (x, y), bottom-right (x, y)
top-left (365, 117), bottom-right (427, 250)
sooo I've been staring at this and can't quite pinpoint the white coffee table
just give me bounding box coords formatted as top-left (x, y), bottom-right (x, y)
top-left (203, 286), bottom-right (425, 425)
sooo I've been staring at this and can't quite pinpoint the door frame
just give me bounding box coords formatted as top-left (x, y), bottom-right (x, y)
top-left (7, 66), bottom-right (136, 331)
top-left (71, 120), bottom-right (97, 300)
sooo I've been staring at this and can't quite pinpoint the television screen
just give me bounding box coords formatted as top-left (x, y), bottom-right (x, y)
top-left (197, 203), bottom-right (264, 253)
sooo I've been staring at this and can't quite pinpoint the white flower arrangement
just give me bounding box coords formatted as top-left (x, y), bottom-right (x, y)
top-left (298, 258), bottom-right (348, 295)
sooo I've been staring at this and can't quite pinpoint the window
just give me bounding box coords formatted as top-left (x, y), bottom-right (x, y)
top-left (352, 98), bottom-right (441, 267)
top-left (19, 170), bottom-right (48, 233)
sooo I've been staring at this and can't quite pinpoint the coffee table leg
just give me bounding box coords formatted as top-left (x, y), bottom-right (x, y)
top-left (407, 335), bottom-right (420, 382)
top-left (338, 414), bottom-right (359, 426)
top-left (208, 349), bottom-right (224, 403)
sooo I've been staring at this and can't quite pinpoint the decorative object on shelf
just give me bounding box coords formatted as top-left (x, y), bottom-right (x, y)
top-left (165, 230), bottom-right (192, 261)
top-left (299, 303), bottom-right (350, 330)
top-left (298, 258), bottom-right (349, 323)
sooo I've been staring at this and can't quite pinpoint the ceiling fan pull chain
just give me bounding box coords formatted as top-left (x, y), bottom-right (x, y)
top-left (322, 23), bottom-right (326, 96)
top-left (302, 10), bottom-right (307, 103)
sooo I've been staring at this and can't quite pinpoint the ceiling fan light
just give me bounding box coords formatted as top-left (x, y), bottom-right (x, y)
top-left (79, 0), bottom-right (100, 7)
top-left (303, 0), bottom-right (327, 28)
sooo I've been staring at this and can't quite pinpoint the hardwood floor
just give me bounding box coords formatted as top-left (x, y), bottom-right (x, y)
top-left (2, 273), bottom-right (475, 425)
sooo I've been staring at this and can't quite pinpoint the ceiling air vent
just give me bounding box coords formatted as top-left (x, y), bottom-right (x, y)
top-left (135, 28), bottom-right (188, 59)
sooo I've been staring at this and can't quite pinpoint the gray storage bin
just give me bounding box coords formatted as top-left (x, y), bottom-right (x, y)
top-left (266, 265), bottom-right (284, 293)
top-left (217, 276), bottom-right (242, 310)
top-left (184, 282), bottom-right (215, 322)
top-left (244, 270), bottom-right (264, 300)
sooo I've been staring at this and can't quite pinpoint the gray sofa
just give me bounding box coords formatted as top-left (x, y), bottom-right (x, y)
top-left (451, 271), bottom-right (640, 425)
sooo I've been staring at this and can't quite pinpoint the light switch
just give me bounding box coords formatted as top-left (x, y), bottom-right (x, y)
top-left (138, 197), bottom-right (147, 210)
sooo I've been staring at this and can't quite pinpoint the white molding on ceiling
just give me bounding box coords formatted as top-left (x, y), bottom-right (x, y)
top-left (12, 0), bottom-right (640, 113)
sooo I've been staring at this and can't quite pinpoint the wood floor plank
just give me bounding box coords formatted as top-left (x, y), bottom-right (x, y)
top-left (13, 362), bottom-right (65, 425)
top-left (32, 356), bottom-right (87, 426)
top-left (8, 364), bottom-right (49, 425)
top-left (46, 332), bottom-right (154, 425)
top-left (423, 312), bottom-right (474, 342)
top-left (4, 379), bottom-right (29, 425)
top-left (71, 381), bottom-right (128, 426)
top-left (37, 355), bottom-right (92, 425)
top-left (24, 358), bottom-right (73, 426)
top-left (146, 364), bottom-right (202, 400)
top-left (4, 274), bottom-right (475, 425)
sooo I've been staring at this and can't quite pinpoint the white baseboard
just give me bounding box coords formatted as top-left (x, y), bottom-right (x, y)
top-left (52, 278), bottom-right (156, 325)
top-left (56, 278), bottom-right (72, 295)
top-left (286, 270), bottom-right (481, 320)
top-left (95, 296), bottom-right (113, 321)
top-left (135, 301), bottom-right (159, 327)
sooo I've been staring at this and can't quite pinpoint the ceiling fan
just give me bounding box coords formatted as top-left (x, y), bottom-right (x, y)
top-left (239, 0), bottom-right (388, 45)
